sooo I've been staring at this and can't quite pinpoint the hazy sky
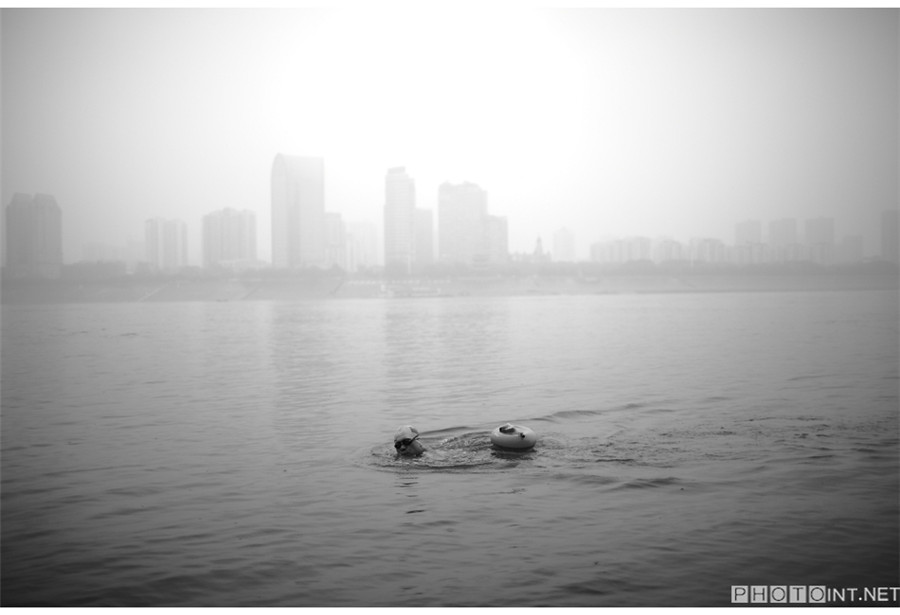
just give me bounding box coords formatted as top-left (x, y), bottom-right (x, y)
top-left (2, 7), bottom-right (898, 264)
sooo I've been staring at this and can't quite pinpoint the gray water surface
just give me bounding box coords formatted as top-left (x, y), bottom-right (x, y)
top-left (2, 291), bottom-right (898, 606)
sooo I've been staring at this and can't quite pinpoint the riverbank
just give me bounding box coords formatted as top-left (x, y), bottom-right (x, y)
top-left (2, 271), bottom-right (897, 304)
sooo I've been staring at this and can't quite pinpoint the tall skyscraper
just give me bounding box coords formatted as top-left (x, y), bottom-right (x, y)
top-left (345, 221), bottom-right (379, 272)
top-left (881, 209), bottom-right (899, 264)
top-left (202, 208), bottom-right (256, 269)
top-left (734, 220), bottom-right (763, 264)
top-left (4, 193), bottom-right (63, 279)
top-left (145, 218), bottom-right (188, 273)
top-left (272, 154), bottom-right (325, 269)
top-left (438, 181), bottom-right (489, 265)
top-left (384, 167), bottom-right (416, 274)
top-left (324, 212), bottom-right (347, 270)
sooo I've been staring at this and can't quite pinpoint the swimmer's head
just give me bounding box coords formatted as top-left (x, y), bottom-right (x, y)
top-left (394, 425), bottom-right (426, 457)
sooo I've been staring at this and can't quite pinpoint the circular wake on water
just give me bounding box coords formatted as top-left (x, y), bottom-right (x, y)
top-left (356, 399), bottom-right (856, 475)
top-left (362, 430), bottom-right (544, 472)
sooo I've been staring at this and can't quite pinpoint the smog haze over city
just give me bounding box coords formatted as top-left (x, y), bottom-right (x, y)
top-left (3, 4), bottom-right (900, 608)
top-left (2, 5), bottom-right (898, 264)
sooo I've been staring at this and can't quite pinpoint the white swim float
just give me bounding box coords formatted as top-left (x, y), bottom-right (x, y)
top-left (490, 423), bottom-right (536, 450)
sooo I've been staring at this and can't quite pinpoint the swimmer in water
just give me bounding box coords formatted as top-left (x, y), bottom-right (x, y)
top-left (394, 425), bottom-right (426, 457)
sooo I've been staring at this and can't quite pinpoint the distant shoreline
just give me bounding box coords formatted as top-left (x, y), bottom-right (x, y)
top-left (3, 270), bottom-right (898, 304)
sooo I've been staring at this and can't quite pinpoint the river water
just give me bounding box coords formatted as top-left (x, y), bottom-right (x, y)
top-left (2, 290), bottom-right (898, 606)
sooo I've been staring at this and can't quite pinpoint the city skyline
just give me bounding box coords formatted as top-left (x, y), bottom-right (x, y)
top-left (2, 8), bottom-right (897, 265)
top-left (5, 184), bottom-right (898, 277)
top-left (5, 154), bottom-right (896, 269)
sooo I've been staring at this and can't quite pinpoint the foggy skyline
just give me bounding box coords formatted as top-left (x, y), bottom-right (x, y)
top-left (2, 7), bottom-right (898, 265)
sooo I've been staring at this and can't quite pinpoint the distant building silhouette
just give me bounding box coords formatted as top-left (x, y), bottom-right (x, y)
top-left (438, 181), bottom-right (506, 265)
top-left (532, 236), bottom-right (550, 263)
top-left (439, 181), bottom-right (486, 264)
top-left (145, 217), bottom-right (187, 273)
top-left (653, 237), bottom-right (686, 263)
top-left (384, 167), bottom-right (416, 274)
top-left (881, 209), bottom-right (899, 264)
top-left (734, 220), bottom-right (763, 264)
top-left (4, 193), bottom-right (63, 279)
top-left (345, 221), bottom-right (379, 272)
top-left (272, 153), bottom-right (325, 268)
top-left (324, 212), bottom-right (347, 270)
top-left (590, 236), bottom-right (652, 264)
top-left (202, 208), bottom-right (257, 270)
top-left (585, 219), bottom-right (873, 268)
top-left (689, 237), bottom-right (728, 265)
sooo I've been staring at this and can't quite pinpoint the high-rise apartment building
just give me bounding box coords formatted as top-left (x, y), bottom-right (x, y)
top-left (272, 153), bottom-right (325, 269)
top-left (145, 217), bottom-right (188, 273)
top-left (734, 220), bottom-right (764, 264)
top-left (345, 221), bottom-right (379, 272)
top-left (689, 237), bottom-right (728, 264)
top-left (384, 167), bottom-right (416, 274)
top-left (553, 227), bottom-right (576, 262)
top-left (653, 238), bottom-right (686, 263)
top-left (438, 181), bottom-right (489, 265)
top-left (202, 208), bottom-right (257, 270)
top-left (881, 209), bottom-right (899, 264)
top-left (590, 236), bottom-right (689, 265)
top-left (324, 212), bottom-right (347, 270)
top-left (4, 193), bottom-right (63, 279)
